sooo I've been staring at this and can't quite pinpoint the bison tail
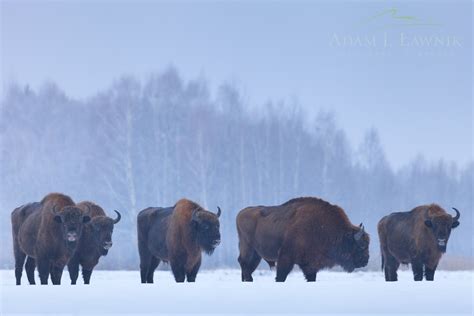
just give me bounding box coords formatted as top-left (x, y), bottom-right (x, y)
top-left (381, 254), bottom-right (384, 271)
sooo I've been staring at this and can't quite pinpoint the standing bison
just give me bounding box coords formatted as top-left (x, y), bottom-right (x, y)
top-left (67, 201), bottom-right (121, 284)
top-left (236, 197), bottom-right (369, 282)
top-left (378, 204), bottom-right (460, 282)
top-left (137, 199), bottom-right (221, 283)
top-left (11, 193), bottom-right (91, 285)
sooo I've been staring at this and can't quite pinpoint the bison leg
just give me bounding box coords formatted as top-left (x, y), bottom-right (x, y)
top-left (425, 265), bottom-right (437, 281)
top-left (13, 248), bottom-right (26, 285)
top-left (25, 256), bottom-right (36, 285)
top-left (383, 254), bottom-right (399, 282)
top-left (411, 261), bottom-right (423, 281)
top-left (186, 258), bottom-right (201, 282)
top-left (68, 260), bottom-right (80, 285)
top-left (275, 254), bottom-right (294, 282)
top-left (50, 265), bottom-right (64, 285)
top-left (37, 257), bottom-right (50, 285)
top-left (82, 269), bottom-right (93, 284)
top-left (139, 248), bottom-right (153, 284)
top-left (238, 248), bottom-right (261, 282)
top-left (170, 261), bottom-right (186, 283)
top-left (146, 257), bottom-right (160, 283)
top-left (299, 264), bottom-right (317, 282)
top-left (140, 262), bottom-right (150, 284)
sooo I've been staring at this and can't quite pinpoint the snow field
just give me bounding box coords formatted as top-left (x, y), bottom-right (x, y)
top-left (0, 269), bottom-right (472, 315)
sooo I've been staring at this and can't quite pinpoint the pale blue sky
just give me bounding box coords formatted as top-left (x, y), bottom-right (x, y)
top-left (1, 1), bottom-right (472, 169)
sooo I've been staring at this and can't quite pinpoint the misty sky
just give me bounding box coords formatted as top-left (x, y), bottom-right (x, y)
top-left (1, 1), bottom-right (472, 169)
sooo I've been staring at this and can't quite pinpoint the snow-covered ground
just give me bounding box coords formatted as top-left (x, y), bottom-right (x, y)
top-left (0, 269), bottom-right (472, 315)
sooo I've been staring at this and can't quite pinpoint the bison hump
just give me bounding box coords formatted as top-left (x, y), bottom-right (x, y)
top-left (260, 207), bottom-right (273, 217)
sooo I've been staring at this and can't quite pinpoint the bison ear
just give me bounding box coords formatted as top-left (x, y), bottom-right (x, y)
top-left (54, 215), bottom-right (62, 223)
top-left (83, 215), bottom-right (91, 223)
top-left (424, 220), bottom-right (433, 228)
top-left (452, 221), bottom-right (460, 228)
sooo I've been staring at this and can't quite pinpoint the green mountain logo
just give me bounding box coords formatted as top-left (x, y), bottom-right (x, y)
top-left (361, 8), bottom-right (441, 27)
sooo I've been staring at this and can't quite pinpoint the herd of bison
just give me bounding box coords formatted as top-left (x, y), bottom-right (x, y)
top-left (11, 193), bottom-right (460, 285)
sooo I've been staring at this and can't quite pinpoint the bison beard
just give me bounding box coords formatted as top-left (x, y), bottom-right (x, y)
top-left (194, 229), bottom-right (218, 255)
top-left (378, 204), bottom-right (460, 282)
top-left (236, 197), bottom-right (370, 282)
top-left (137, 199), bottom-right (221, 283)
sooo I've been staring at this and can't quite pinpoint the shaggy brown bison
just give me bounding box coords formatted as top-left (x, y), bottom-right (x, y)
top-left (378, 204), bottom-right (460, 282)
top-left (67, 201), bottom-right (121, 284)
top-left (236, 197), bottom-right (369, 282)
top-left (137, 199), bottom-right (221, 283)
top-left (11, 193), bottom-right (91, 285)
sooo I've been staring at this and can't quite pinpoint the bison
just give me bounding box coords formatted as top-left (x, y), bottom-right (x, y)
top-left (12, 193), bottom-right (91, 285)
top-left (378, 204), bottom-right (460, 282)
top-left (67, 201), bottom-right (121, 284)
top-left (236, 197), bottom-right (369, 282)
top-left (137, 199), bottom-right (221, 283)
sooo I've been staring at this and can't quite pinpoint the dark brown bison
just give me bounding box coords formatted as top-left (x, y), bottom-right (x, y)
top-left (11, 193), bottom-right (91, 285)
top-left (378, 204), bottom-right (460, 282)
top-left (236, 197), bottom-right (370, 282)
top-left (137, 199), bottom-right (221, 283)
top-left (67, 201), bottom-right (121, 284)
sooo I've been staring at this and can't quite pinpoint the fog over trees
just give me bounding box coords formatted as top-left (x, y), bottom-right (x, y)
top-left (1, 67), bottom-right (472, 269)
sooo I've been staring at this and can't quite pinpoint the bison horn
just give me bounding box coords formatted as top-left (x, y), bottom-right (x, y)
top-left (84, 204), bottom-right (92, 215)
top-left (113, 210), bottom-right (121, 224)
top-left (354, 224), bottom-right (364, 241)
top-left (452, 207), bottom-right (460, 221)
top-left (216, 206), bottom-right (222, 218)
top-left (51, 205), bottom-right (59, 214)
top-left (192, 208), bottom-right (200, 222)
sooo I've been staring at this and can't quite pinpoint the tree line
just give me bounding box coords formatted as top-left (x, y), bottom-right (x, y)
top-left (1, 67), bottom-right (472, 269)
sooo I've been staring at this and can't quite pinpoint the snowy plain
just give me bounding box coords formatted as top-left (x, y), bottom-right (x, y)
top-left (0, 269), bottom-right (472, 315)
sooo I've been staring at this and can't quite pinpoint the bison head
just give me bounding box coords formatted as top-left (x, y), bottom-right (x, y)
top-left (340, 223), bottom-right (370, 272)
top-left (424, 207), bottom-right (460, 252)
top-left (52, 205), bottom-right (91, 247)
top-left (89, 210), bottom-right (121, 255)
top-left (191, 207), bottom-right (221, 254)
